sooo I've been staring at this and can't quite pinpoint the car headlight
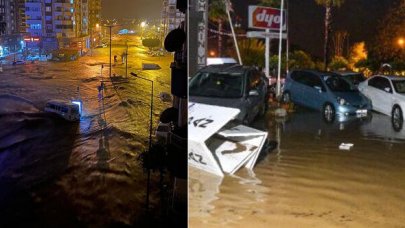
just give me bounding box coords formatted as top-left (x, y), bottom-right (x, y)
top-left (337, 97), bottom-right (348, 106)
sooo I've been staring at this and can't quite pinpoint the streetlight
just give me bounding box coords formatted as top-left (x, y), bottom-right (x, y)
top-left (398, 37), bottom-right (404, 48)
top-left (140, 21), bottom-right (147, 40)
top-left (130, 72), bottom-right (154, 208)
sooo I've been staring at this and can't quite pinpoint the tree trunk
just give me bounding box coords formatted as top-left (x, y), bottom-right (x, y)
top-left (218, 19), bottom-right (223, 57)
top-left (324, 5), bottom-right (332, 71)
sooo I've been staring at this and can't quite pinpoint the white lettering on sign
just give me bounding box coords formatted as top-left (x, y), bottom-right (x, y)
top-left (248, 5), bottom-right (286, 30)
top-left (197, 21), bottom-right (206, 66)
top-left (256, 10), bottom-right (281, 27)
top-left (197, 0), bottom-right (206, 12)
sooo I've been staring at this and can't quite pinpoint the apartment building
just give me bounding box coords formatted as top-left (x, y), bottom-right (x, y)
top-left (161, 0), bottom-right (185, 36)
top-left (0, 0), bottom-right (26, 53)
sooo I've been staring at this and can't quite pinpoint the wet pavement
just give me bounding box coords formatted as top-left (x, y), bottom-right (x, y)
top-left (0, 35), bottom-right (186, 227)
top-left (189, 107), bottom-right (405, 227)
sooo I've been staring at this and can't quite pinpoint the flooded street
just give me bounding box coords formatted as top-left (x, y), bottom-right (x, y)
top-left (0, 35), bottom-right (182, 227)
top-left (189, 109), bottom-right (405, 227)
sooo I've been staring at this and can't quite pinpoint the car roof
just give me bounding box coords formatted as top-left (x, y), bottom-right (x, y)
top-left (335, 71), bottom-right (363, 76)
top-left (198, 64), bottom-right (252, 74)
top-left (290, 69), bottom-right (340, 76)
top-left (371, 75), bottom-right (405, 81)
top-left (47, 100), bottom-right (78, 107)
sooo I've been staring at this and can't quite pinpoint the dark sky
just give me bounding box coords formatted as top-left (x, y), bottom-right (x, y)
top-left (101, 0), bottom-right (162, 20)
top-left (227, 0), bottom-right (394, 58)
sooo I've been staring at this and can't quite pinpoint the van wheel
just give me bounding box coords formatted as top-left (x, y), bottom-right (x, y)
top-left (323, 103), bottom-right (335, 123)
top-left (392, 105), bottom-right (403, 131)
top-left (282, 92), bottom-right (290, 103)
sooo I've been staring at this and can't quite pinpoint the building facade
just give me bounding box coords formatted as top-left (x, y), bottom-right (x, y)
top-left (0, 0), bottom-right (101, 55)
top-left (161, 0), bottom-right (185, 36)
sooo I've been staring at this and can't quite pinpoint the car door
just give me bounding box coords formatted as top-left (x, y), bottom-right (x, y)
top-left (288, 71), bottom-right (305, 105)
top-left (366, 76), bottom-right (393, 115)
top-left (245, 70), bottom-right (262, 121)
top-left (300, 71), bottom-right (325, 110)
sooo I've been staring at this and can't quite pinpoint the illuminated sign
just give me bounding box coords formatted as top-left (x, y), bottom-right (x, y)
top-left (248, 5), bottom-right (286, 31)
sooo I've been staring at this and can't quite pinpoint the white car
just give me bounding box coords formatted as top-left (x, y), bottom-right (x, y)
top-left (358, 75), bottom-right (405, 130)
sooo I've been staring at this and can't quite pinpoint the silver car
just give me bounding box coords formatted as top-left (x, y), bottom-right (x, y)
top-left (189, 64), bottom-right (268, 125)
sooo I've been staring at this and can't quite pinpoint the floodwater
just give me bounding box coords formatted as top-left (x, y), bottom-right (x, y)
top-left (0, 35), bottom-right (185, 227)
top-left (189, 109), bottom-right (405, 227)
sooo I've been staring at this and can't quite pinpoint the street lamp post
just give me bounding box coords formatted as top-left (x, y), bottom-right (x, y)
top-left (140, 21), bottom-right (146, 40)
top-left (130, 72), bottom-right (154, 208)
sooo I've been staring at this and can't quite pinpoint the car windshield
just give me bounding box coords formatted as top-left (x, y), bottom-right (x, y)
top-left (392, 80), bottom-right (405, 94)
top-left (324, 75), bottom-right (357, 92)
top-left (343, 73), bottom-right (366, 85)
top-left (189, 72), bottom-right (244, 98)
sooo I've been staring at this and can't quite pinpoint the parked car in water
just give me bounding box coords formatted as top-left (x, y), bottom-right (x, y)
top-left (96, 43), bottom-right (107, 48)
top-left (282, 70), bottom-right (372, 122)
top-left (358, 75), bottom-right (405, 130)
top-left (336, 71), bottom-right (367, 87)
top-left (12, 60), bottom-right (26, 65)
top-left (189, 64), bottom-right (268, 125)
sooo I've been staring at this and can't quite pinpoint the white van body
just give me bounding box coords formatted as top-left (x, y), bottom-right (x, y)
top-left (44, 100), bottom-right (81, 121)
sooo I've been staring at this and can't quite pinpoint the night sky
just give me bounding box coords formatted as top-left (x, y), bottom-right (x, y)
top-left (101, 0), bottom-right (163, 20)
top-left (224, 0), bottom-right (394, 58)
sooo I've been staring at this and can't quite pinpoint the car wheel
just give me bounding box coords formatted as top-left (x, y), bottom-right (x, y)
top-left (391, 105), bottom-right (403, 131)
top-left (282, 92), bottom-right (290, 103)
top-left (323, 103), bottom-right (335, 123)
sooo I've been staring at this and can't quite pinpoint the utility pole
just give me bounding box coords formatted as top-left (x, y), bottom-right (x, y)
top-left (125, 40), bottom-right (128, 77)
top-left (103, 24), bottom-right (114, 78)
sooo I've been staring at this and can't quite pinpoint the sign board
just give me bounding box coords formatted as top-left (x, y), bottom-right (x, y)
top-left (248, 5), bottom-right (286, 31)
top-left (188, 102), bottom-right (268, 176)
top-left (246, 31), bottom-right (287, 39)
top-left (189, 0), bottom-right (208, 76)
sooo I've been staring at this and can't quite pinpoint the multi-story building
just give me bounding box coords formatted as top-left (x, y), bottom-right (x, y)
top-left (1, 0), bottom-right (100, 54)
top-left (88, 0), bottom-right (101, 47)
top-left (0, 0), bottom-right (26, 53)
top-left (25, 0), bottom-right (42, 52)
top-left (161, 0), bottom-right (185, 36)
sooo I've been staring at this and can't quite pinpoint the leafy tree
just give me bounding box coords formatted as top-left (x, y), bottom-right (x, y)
top-left (142, 38), bottom-right (160, 51)
top-left (370, 0), bottom-right (405, 70)
top-left (349, 42), bottom-right (367, 68)
top-left (329, 55), bottom-right (349, 70)
top-left (237, 38), bottom-right (265, 67)
top-left (259, 0), bottom-right (280, 8)
top-left (289, 50), bottom-right (315, 69)
top-left (315, 0), bottom-right (345, 70)
top-left (209, 0), bottom-right (228, 57)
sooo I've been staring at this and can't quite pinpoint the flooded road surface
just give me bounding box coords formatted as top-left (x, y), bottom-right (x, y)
top-left (0, 35), bottom-right (183, 227)
top-left (189, 109), bottom-right (405, 227)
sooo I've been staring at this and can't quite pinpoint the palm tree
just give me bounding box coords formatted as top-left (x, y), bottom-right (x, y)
top-left (236, 38), bottom-right (265, 67)
top-left (209, 0), bottom-right (228, 57)
top-left (315, 0), bottom-right (344, 70)
top-left (259, 0), bottom-right (280, 8)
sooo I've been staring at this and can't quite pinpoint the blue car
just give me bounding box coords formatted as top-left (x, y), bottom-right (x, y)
top-left (282, 70), bottom-right (372, 122)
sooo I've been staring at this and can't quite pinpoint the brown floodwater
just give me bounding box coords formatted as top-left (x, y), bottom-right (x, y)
top-left (189, 109), bottom-right (405, 227)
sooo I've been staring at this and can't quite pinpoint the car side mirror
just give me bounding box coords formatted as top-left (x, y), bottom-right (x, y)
top-left (249, 90), bottom-right (259, 96)
top-left (384, 87), bottom-right (392, 93)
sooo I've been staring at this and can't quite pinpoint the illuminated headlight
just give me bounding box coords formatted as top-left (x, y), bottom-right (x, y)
top-left (72, 100), bottom-right (82, 114)
top-left (337, 97), bottom-right (348, 106)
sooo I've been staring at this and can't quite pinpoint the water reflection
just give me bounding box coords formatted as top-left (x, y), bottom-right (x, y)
top-left (190, 108), bottom-right (405, 227)
top-left (360, 112), bottom-right (405, 143)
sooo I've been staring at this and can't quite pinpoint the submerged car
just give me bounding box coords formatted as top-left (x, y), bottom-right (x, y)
top-left (283, 70), bottom-right (372, 122)
top-left (358, 75), bottom-right (405, 130)
top-left (189, 64), bottom-right (268, 125)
